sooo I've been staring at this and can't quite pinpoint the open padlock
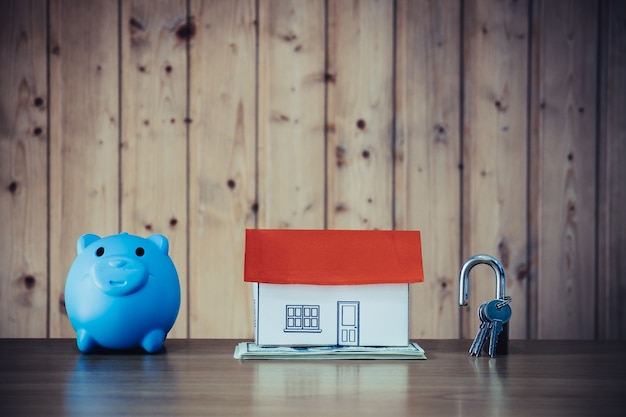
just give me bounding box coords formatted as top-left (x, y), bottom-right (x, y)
top-left (458, 254), bottom-right (509, 356)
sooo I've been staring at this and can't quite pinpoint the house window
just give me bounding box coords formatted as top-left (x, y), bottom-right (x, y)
top-left (284, 305), bottom-right (322, 333)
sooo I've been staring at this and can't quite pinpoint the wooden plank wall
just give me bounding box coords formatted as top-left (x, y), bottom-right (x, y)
top-left (1, 0), bottom-right (624, 340)
top-left (463, 0), bottom-right (530, 338)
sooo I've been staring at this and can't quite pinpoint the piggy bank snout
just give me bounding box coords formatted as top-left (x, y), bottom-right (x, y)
top-left (107, 259), bottom-right (127, 268)
top-left (91, 256), bottom-right (149, 296)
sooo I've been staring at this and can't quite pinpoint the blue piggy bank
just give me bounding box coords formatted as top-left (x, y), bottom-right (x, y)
top-left (65, 232), bottom-right (181, 353)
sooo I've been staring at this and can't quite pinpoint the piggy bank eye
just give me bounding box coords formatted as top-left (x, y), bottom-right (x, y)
top-left (95, 247), bottom-right (105, 257)
top-left (135, 247), bottom-right (145, 257)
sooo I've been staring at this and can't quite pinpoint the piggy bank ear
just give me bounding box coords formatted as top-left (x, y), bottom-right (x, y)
top-left (77, 234), bottom-right (101, 255)
top-left (147, 234), bottom-right (169, 255)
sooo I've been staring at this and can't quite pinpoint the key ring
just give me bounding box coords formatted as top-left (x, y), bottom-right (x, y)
top-left (496, 296), bottom-right (512, 309)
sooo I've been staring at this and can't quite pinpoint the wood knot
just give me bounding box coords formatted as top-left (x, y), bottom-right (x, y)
top-left (23, 275), bottom-right (36, 290)
top-left (515, 264), bottom-right (527, 282)
top-left (281, 31), bottom-right (297, 42)
top-left (335, 203), bottom-right (347, 213)
top-left (498, 239), bottom-right (510, 268)
top-left (568, 202), bottom-right (576, 214)
top-left (8, 181), bottom-right (19, 194)
top-left (335, 146), bottom-right (347, 168)
top-left (434, 124), bottom-right (447, 141)
top-left (271, 112), bottom-right (290, 122)
top-left (129, 17), bottom-right (145, 31)
top-left (59, 294), bottom-right (67, 315)
top-left (176, 21), bottom-right (196, 40)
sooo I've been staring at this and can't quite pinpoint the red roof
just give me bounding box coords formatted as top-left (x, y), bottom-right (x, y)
top-left (244, 229), bottom-right (424, 285)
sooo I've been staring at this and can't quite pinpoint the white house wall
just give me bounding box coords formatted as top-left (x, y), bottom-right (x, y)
top-left (253, 283), bottom-right (409, 346)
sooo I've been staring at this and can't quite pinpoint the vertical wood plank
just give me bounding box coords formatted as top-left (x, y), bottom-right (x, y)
top-left (188, 0), bottom-right (256, 338)
top-left (0, 0), bottom-right (48, 337)
top-left (532, 0), bottom-right (598, 339)
top-left (528, 0), bottom-right (540, 339)
top-left (395, 0), bottom-right (461, 338)
top-left (598, 0), bottom-right (626, 340)
top-left (257, 0), bottom-right (326, 230)
top-left (326, 0), bottom-right (394, 230)
top-left (49, 0), bottom-right (120, 337)
top-left (121, 0), bottom-right (188, 338)
top-left (463, 0), bottom-right (530, 339)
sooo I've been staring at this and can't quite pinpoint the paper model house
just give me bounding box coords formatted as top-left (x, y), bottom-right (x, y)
top-left (244, 229), bottom-right (424, 347)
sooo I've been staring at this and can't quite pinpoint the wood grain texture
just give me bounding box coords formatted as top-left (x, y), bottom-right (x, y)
top-left (121, 0), bottom-right (188, 338)
top-left (462, 0), bottom-right (530, 339)
top-left (395, 0), bottom-right (461, 338)
top-left (49, 0), bottom-right (120, 337)
top-left (257, 0), bottom-right (326, 230)
top-left (598, 0), bottom-right (626, 340)
top-left (533, 0), bottom-right (598, 339)
top-left (188, 0), bottom-right (256, 338)
top-left (1, 0), bottom-right (624, 341)
top-left (0, 0), bottom-right (48, 337)
top-left (326, 0), bottom-right (394, 230)
top-left (2, 339), bottom-right (626, 416)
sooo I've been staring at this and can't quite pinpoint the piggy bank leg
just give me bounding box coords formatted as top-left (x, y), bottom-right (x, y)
top-left (141, 329), bottom-right (166, 353)
top-left (76, 329), bottom-right (99, 353)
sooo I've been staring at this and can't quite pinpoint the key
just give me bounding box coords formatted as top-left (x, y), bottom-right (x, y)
top-left (469, 302), bottom-right (490, 356)
top-left (468, 304), bottom-right (482, 354)
top-left (484, 299), bottom-right (512, 357)
top-left (469, 302), bottom-right (488, 355)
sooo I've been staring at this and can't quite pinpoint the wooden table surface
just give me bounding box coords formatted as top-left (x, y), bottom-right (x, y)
top-left (1, 339), bottom-right (625, 416)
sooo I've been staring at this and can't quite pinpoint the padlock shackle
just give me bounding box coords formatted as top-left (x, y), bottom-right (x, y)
top-left (458, 254), bottom-right (506, 306)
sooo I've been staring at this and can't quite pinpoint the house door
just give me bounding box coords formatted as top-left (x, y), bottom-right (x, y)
top-left (337, 302), bottom-right (360, 346)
